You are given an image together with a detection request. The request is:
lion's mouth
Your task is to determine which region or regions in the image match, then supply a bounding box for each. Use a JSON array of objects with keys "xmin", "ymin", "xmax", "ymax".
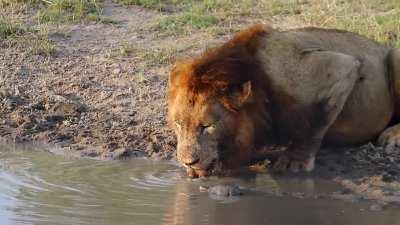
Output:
[{"xmin": 186, "ymin": 159, "xmax": 217, "ymax": 178}]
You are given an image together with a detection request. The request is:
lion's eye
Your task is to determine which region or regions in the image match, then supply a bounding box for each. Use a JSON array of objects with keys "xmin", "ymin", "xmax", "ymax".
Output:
[{"xmin": 200, "ymin": 124, "xmax": 216, "ymax": 135}]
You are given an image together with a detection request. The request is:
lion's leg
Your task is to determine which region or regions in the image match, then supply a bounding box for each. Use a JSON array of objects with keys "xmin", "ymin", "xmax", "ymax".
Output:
[
  {"xmin": 273, "ymin": 51, "xmax": 361, "ymax": 172},
  {"xmin": 378, "ymin": 48, "xmax": 400, "ymax": 146}
]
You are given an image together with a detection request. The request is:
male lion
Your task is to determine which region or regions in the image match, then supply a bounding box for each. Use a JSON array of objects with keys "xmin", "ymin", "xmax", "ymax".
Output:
[{"xmin": 168, "ymin": 25, "xmax": 400, "ymax": 178}]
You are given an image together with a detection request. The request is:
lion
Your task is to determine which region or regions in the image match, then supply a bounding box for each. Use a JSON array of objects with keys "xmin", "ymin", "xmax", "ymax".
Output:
[{"xmin": 167, "ymin": 24, "xmax": 400, "ymax": 178}]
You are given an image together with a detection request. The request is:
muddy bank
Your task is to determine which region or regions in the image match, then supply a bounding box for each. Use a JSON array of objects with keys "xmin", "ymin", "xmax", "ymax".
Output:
[
  {"xmin": 0, "ymin": 3, "xmax": 177, "ymax": 160},
  {"xmin": 0, "ymin": 46, "xmax": 176, "ymax": 160},
  {"xmin": 315, "ymin": 144, "xmax": 400, "ymax": 205}
]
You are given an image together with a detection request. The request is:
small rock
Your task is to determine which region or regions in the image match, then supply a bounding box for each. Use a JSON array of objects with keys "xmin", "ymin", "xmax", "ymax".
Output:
[
  {"xmin": 151, "ymin": 151, "xmax": 168, "ymax": 161},
  {"xmin": 160, "ymin": 4, "xmax": 177, "ymax": 13},
  {"xmin": 49, "ymin": 102, "xmax": 84, "ymax": 117},
  {"xmin": 130, "ymin": 150, "xmax": 145, "ymax": 157},
  {"xmin": 387, "ymin": 169, "xmax": 398, "ymax": 176},
  {"xmin": 113, "ymin": 68, "xmax": 121, "ymax": 75},
  {"xmin": 382, "ymin": 174, "xmax": 395, "ymax": 183},
  {"xmin": 208, "ymin": 184, "xmax": 243, "ymax": 200},
  {"xmin": 146, "ymin": 142, "xmax": 156, "ymax": 154},
  {"xmin": 103, "ymin": 121, "xmax": 112, "ymax": 129},
  {"xmin": 47, "ymin": 91, "xmax": 67, "ymax": 102},
  {"xmin": 385, "ymin": 145, "xmax": 396, "ymax": 154},
  {"xmin": 330, "ymin": 192, "xmax": 359, "ymax": 202},
  {"xmin": 10, "ymin": 110, "xmax": 30, "ymax": 126},
  {"xmin": 0, "ymin": 88, "xmax": 10, "ymax": 97},
  {"xmin": 369, "ymin": 204, "xmax": 383, "ymax": 211},
  {"xmin": 199, "ymin": 186, "xmax": 208, "ymax": 192},
  {"xmin": 19, "ymin": 121, "xmax": 34, "ymax": 130},
  {"xmin": 291, "ymin": 192, "xmax": 306, "ymax": 199},
  {"xmin": 14, "ymin": 86, "xmax": 22, "ymax": 96},
  {"xmin": 103, "ymin": 147, "xmax": 140, "ymax": 159},
  {"xmin": 80, "ymin": 149, "xmax": 100, "ymax": 158}
]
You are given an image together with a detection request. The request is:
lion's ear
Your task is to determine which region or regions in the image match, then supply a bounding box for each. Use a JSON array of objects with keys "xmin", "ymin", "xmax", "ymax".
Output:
[
  {"xmin": 169, "ymin": 59, "xmax": 191, "ymax": 88},
  {"xmin": 224, "ymin": 81, "xmax": 251, "ymax": 110},
  {"xmin": 168, "ymin": 62, "xmax": 181, "ymax": 88},
  {"xmin": 237, "ymin": 81, "xmax": 252, "ymax": 105}
]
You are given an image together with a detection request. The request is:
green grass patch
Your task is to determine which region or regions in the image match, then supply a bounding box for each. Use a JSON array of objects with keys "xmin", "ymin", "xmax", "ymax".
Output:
[
  {"xmin": 260, "ymin": 0, "xmax": 303, "ymax": 16},
  {"xmin": 118, "ymin": 43, "xmax": 136, "ymax": 57},
  {"xmin": 117, "ymin": 0, "xmax": 189, "ymax": 11},
  {"xmin": 105, "ymin": 42, "xmax": 191, "ymax": 68},
  {"xmin": 17, "ymin": 32, "xmax": 57, "ymax": 55},
  {"xmin": 118, "ymin": 0, "xmax": 161, "ymax": 8},
  {"xmin": 1, "ymin": 0, "xmax": 115, "ymax": 24},
  {"xmin": 0, "ymin": 18, "xmax": 26, "ymax": 39},
  {"xmin": 0, "ymin": 17, "xmax": 56, "ymax": 55},
  {"xmin": 86, "ymin": 13, "xmax": 119, "ymax": 24},
  {"xmin": 37, "ymin": 0, "xmax": 103, "ymax": 23},
  {"xmin": 154, "ymin": 12, "xmax": 218, "ymax": 36},
  {"xmin": 146, "ymin": 46, "xmax": 178, "ymax": 65},
  {"xmin": 136, "ymin": 0, "xmax": 399, "ymax": 47},
  {"xmin": 0, "ymin": 0, "xmax": 42, "ymax": 10},
  {"xmin": 147, "ymin": 1, "xmax": 247, "ymax": 37},
  {"xmin": 128, "ymin": 0, "xmax": 266, "ymax": 36}
]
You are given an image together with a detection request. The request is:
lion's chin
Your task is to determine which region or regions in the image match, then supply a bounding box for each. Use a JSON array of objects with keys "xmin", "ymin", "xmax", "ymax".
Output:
[
  {"xmin": 186, "ymin": 162, "xmax": 217, "ymax": 178},
  {"xmin": 186, "ymin": 167, "xmax": 210, "ymax": 178}
]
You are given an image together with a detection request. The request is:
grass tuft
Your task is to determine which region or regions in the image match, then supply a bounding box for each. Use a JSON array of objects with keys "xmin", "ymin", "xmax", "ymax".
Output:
[
  {"xmin": 118, "ymin": 0, "xmax": 159, "ymax": 8},
  {"xmin": 124, "ymin": 0, "xmax": 399, "ymax": 47},
  {"xmin": 155, "ymin": 12, "xmax": 218, "ymax": 36},
  {"xmin": 37, "ymin": 0, "xmax": 102, "ymax": 23},
  {"xmin": 0, "ymin": 17, "xmax": 56, "ymax": 55},
  {"xmin": 299, "ymin": 0, "xmax": 400, "ymax": 48},
  {"xmin": 1, "ymin": 0, "xmax": 115, "ymax": 24},
  {"xmin": 0, "ymin": 19, "xmax": 25, "ymax": 39},
  {"xmin": 118, "ymin": 0, "xmax": 190, "ymax": 11},
  {"xmin": 86, "ymin": 13, "xmax": 119, "ymax": 24},
  {"xmin": 0, "ymin": 0, "xmax": 42, "ymax": 10}
]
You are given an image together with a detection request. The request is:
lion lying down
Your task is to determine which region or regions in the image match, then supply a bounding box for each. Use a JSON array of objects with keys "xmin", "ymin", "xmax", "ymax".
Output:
[{"xmin": 167, "ymin": 25, "xmax": 400, "ymax": 178}]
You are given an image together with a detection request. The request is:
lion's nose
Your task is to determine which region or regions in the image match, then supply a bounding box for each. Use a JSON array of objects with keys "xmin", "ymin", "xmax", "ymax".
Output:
[{"xmin": 183, "ymin": 158, "xmax": 199, "ymax": 166}]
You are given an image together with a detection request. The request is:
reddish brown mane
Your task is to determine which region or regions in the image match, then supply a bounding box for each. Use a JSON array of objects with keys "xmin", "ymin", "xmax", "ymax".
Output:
[
  {"xmin": 169, "ymin": 24, "xmax": 275, "ymax": 136},
  {"xmin": 171, "ymin": 25, "xmax": 272, "ymax": 101}
]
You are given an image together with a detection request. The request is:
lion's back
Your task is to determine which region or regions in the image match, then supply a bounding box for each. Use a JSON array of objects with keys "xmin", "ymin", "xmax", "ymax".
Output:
[
  {"xmin": 288, "ymin": 27, "xmax": 391, "ymax": 59},
  {"xmin": 259, "ymin": 28, "xmax": 393, "ymax": 145},
  {"xmin": 294, "ymin": 28, "xmax": 392, "ymax": 145}
]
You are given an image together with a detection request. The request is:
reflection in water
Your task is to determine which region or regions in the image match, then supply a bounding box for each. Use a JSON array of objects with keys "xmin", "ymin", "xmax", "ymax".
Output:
[
  {"xmin": 0, "ymin": 143, "xmax": 399, "ymax": 225},
  {"xmin": 164, "ymin": 179, "xmax": 400, "ymax": 225}
]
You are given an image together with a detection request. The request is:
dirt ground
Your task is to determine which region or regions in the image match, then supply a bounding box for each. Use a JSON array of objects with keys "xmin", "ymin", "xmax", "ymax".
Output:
[{"xmin": 1, "ymin": 1, "xmax": 399, "ymax": 206}]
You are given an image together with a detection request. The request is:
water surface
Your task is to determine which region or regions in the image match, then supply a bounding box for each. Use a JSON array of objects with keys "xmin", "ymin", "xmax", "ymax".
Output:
[{"xmin": 0, "ymin": 144, "xmax": 399, "ymax": 225}]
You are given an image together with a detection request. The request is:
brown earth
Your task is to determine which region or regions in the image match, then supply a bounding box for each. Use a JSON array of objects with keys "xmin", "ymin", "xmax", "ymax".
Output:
[{"xmin": 0, "ymin": 1, "xmax": 399, "ymax": 206}]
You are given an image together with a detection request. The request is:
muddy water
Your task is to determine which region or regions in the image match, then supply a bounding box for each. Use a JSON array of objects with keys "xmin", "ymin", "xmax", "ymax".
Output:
[{"xmin": 0, "ymin": 144, "xmax": 399, "ymax": 225}]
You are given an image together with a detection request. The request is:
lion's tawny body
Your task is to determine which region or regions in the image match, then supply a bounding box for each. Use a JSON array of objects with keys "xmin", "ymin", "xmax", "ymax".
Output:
[
  {"xmin": 260, "ymin": 28, "xmax": 393, "ymax": 145},
  {"xmin": 168, "ymin": 25, "xmax": 400, "ymax": 177}
]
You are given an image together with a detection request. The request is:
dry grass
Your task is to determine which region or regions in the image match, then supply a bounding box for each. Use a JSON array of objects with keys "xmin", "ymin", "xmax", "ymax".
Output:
[
  {"xmin": 0, "ymin": 18, "xmax": 25, "ymax": 39},
  {"xmin": 105, "ymin": 42, "xmax": 186, "ymax": 67},
  {"xmin": 299, "ymin": 0, "xmax": 400, "ymax": 48},
  {"xmin": 0, "ymin": 0, "xmax": 118, "ymax": 56},
  {"xmin": 122, "ymin": 0, "xmax": 400, "ymax": 47},
  {"xmin": 1, "ymin": 0, "xmax": 399, "ymax": 58},
  {"xmin": 37, "ymin": 0, "xmax": 103, "ymax": 23},
  {"xmin": 0, "ymin": 17, "xmax": 56, "ymax": 55},
  {"xmin": 0, "ymin": 0, "xmax": 117, "ymax": 24}
]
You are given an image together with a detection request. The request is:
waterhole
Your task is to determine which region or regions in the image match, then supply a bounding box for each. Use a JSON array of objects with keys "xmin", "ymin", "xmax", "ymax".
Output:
[{"xmin": 0, "ymin": 143, "xmax": 399, "ymax": 225}]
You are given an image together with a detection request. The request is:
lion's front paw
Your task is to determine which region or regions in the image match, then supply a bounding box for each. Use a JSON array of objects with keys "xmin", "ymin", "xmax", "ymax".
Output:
[
  {"xmin": 272, "ymin": 154, "xmax": 315, "ymax": 173},
  {"xmin": 378, "ymin": 125, "xmax": 400, "ymax": 147}
]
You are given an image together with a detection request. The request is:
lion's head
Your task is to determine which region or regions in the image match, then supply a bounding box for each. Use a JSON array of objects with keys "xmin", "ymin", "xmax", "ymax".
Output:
[{"xmin": 168, "ymin": 25, "xmax": 274, "ymax": 178}]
